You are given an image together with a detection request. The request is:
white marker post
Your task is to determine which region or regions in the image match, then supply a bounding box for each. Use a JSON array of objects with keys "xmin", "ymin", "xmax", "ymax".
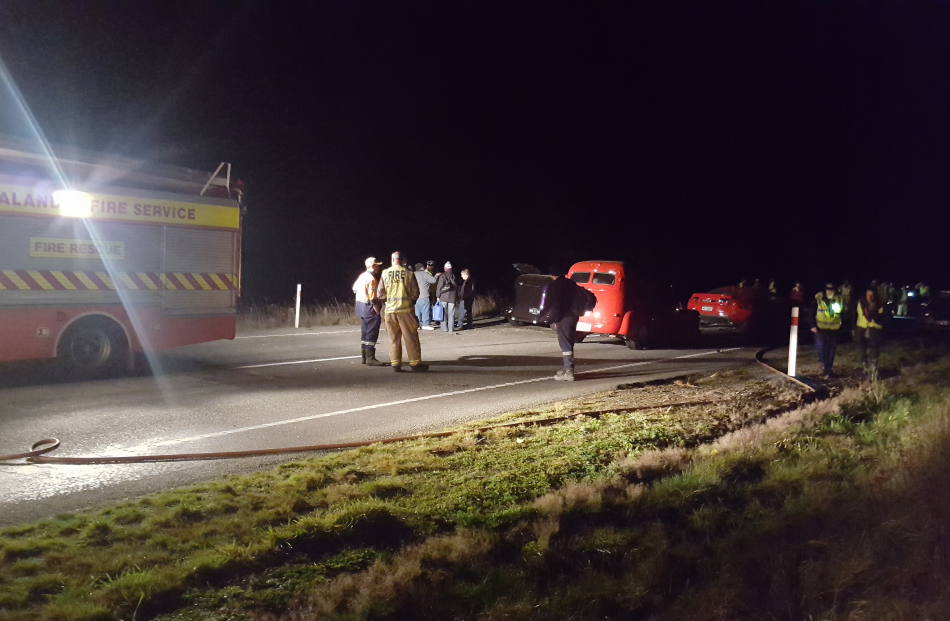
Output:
[
  {"xmin": 294, "ymin": 284, "xmax": 302, "ymax": 329},
  {"xmin": 788, "ymin": 306, "xmax": 799, "ymax": 377}
]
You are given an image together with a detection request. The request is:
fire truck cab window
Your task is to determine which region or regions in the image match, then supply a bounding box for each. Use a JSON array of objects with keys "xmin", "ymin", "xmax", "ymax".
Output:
[
  {"xmin": 592, "ymin": 272, "xmax": 615, "ymax": 285},
  {"xmin": 570, "ymin": 272, "xmax": 591, "ymax": 283}
]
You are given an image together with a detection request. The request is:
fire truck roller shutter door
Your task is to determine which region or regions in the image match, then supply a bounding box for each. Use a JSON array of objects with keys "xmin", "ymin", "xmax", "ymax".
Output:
[
  {"xmin": 0, "ymin": 214, "xmax": 163, "ymax": 308},
  {"xmin": 162, "ymin": 227, "xmax": 237, "ymax": 315}
]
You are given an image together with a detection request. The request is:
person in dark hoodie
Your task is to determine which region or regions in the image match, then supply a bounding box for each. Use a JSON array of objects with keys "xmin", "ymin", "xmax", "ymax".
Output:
[
  {"xmin": 538, "ymin": 265, "xmax": 597, "ymax": 381},
  {"xmin": 435, "ymin": 262, "xmax": 459, "ymax": 333},
  {"xmin": 457, "ymin": 269, "xmax": 476, "ymax": 330}
]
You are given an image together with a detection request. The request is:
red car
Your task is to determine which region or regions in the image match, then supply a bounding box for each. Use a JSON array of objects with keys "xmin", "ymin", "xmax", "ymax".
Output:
[
  {"xmin": 569, "ymin": 261, "xmax": 699, "ymax": 349},
  {"xmin": 688, "ymin": 286, "xmax": 780, "ymax": 334}
]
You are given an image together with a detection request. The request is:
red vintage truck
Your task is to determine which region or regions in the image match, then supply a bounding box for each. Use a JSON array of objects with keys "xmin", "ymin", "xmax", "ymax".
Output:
[
  {"xmin": 506, "ymin": 260, "xmax": 699, "ymax": 349},
  {"xmin": 0, "ymin": 135, "xmax": 244, "ymax": 374}
]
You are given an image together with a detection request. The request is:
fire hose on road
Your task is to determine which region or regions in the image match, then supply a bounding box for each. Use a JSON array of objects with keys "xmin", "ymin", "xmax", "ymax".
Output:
[
  {"xmin": 0, "ymin": 399, "xmax": 726, "ymax": 466},
  {"xmin": 0, "ymin": 349, "xmax": 813, "ymax": 467}
]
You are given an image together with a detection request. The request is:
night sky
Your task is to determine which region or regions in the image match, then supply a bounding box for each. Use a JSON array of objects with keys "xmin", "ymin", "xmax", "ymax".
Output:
[{"xmin": 1, "ymin": 2, "xmax": 948, "ymax": 304}]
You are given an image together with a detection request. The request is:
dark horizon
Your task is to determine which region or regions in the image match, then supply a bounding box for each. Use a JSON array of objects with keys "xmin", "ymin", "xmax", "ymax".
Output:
[{"xmin": 1, "ymin": 2, "xmax": 947, "ymax": 304}]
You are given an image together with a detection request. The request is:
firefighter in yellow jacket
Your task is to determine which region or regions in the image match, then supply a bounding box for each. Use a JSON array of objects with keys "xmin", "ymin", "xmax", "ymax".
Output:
[{"xmin": 377, "ymin": 251, "xmax": 429, "ymax": 372}]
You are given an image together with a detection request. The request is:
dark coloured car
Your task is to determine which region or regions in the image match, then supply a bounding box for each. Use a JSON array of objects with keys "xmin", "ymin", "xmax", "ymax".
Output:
[
  {"xmin": 505, "ymin": 264, "xmax": 554, "ymax": 326},
  {"xmin": 919, "ymin": 292, "xmax": 950, "ymax": 337}
]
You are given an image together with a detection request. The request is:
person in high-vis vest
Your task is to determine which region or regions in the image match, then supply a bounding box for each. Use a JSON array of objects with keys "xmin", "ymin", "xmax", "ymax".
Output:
[
  {"xmin": 809, "ymin": 282, "xmax": 843, "ymax": 378},
  {"xmin": 377, "ymin": 251, "xmax": 428, "ymax": 372},
  {"xmin": 855, "ymin": 286, "xmax": 885, "ymax": 372},
  {"xmin": 352, "ymin": 257, "xmax": 386, "ymax": 367}
]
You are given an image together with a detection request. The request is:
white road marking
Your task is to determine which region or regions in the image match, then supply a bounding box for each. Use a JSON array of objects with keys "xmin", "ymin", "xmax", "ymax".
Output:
[
  {"xmin": 234, "ymin": 330, "xmax": 359, "ymax": 339},
  {"xmin": 236, "ymin": 355, "xmax": 361, "ymax": 369},
  {"xmin": 147, "ymin": 349, "xmax": 739, "ymax": 448},
  {"xmin": 591, "ymin": 347, "xmax": 741, "ymax": 373}
]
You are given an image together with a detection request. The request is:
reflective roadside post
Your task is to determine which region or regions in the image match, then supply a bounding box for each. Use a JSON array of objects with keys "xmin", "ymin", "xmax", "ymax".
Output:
[
  {"xmin": 295, "ymin": 284, "xmax": 302, "ymax": 329},
  {"xmin": 788, "ymin": 306, "xmax": 799, "ymax": 376}
]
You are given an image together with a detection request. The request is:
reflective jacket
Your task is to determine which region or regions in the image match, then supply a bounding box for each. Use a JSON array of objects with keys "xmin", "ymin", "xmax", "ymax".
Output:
[
  {"xmin": 856, "ymin": 299, "xmax": 884, "ymax": 329},
  {"xmin": 812, "ymin": 293, "xmax": 843, "ymax": 331},
  {"xmin": 377, "ymin": 264, "xmax": 419, "ymax": 314}
]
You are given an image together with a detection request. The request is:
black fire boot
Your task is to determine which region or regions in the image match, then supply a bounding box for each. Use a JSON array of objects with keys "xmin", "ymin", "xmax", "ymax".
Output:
[
  {"xmin": 361, "ymin": 349, "xmax": 367, "ymax": 365},
  {"xmin": 365, "ymin": 348, "xmax": 386, "ymax": 367}
]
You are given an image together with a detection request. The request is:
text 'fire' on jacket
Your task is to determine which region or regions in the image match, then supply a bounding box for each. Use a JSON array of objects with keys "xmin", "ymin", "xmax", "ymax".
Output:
[{"xmin": 377, "ymin": 264, "xmax": 419, "ymax": 314}]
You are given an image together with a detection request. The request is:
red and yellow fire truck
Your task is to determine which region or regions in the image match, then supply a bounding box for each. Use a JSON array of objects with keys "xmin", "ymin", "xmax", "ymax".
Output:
[{"xmin": 0, "ymin": 135, "xmax": 244, "ymax": 374}]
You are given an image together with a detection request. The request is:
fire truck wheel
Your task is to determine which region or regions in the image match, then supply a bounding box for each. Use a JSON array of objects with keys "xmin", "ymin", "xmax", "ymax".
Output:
[
  {"xmin": 58, "ymin": 317, "xmax": 129, "ymax": 376},
  {"xmin": 573, "ymin": 332, "xmax": 587, "ymax": 343}
]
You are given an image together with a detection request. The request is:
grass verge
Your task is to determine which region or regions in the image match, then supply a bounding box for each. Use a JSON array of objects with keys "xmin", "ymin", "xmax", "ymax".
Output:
[{"xmin": 2, "ymin": 342, "xmax": 949, "ymax": 620}]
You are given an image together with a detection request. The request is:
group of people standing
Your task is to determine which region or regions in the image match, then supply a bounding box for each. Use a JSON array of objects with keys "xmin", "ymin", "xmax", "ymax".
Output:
[
  {"xmin": 739, "ymin": 277, "xmax": 906, "ymax": 379},
  {"xmin": 808, "ymin": 281, "xmax": 888, "ymax": 379},
  {"xmin": 351, "ymin": 253, "xmax": 476, "ymax": 373},
  {"xmin": 352, "ymin": 255, "xmax": 595, "ymax": 380},
  {"xmin": 411, "ymin": 261, "xmax": 475, "ymax": 333}
]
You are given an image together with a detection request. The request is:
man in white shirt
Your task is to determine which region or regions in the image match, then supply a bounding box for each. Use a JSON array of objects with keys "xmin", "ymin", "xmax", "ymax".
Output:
[{"xmin": 352, "ymin": 257, "xmax": 386, "ymax": 366}]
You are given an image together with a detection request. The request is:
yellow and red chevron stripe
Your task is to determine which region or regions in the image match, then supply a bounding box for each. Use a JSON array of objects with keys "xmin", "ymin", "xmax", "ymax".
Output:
[{"xmin": 0, "ymin": 270, "xmax": 236, "ymax": 291}]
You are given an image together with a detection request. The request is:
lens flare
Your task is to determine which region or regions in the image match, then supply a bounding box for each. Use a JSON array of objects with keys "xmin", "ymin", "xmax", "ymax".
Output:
[{"xmin": 53, "ymin": 190, "xmax": 92, "ymax": 218}]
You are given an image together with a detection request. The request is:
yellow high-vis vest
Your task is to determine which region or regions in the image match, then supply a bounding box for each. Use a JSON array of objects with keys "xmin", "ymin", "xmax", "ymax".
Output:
[
  {"xmin": 855, "ymin": 300, "xmax": 883, "ymax": 329},
  {"xmin": 815, "ymin": 293, "xmax": 843, "ymax": 331}
]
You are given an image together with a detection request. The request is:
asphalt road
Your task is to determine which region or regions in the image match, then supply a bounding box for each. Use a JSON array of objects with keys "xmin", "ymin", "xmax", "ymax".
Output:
[{"xmin": 0, "ymin": 320, "xmax": 751, "ymax": 526}]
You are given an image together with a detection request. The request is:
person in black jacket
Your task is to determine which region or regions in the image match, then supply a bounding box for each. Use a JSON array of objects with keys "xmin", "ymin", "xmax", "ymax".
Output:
[
  {"xmin": 435, "ymin": 262, "xmax": 459, "ymax": 333},
  {"xmin": 538, "ymin": 265, "xmax": 596, "ymax": 381},
  {"xmin": 457, "ymin": 269, "xmax": 476, "ymax": 330}
]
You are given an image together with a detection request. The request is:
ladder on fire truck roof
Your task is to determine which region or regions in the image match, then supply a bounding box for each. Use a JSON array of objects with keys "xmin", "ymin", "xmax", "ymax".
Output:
[{"xmin": 0, "ymin": 133, "xmax": 232, "ymax": 197}]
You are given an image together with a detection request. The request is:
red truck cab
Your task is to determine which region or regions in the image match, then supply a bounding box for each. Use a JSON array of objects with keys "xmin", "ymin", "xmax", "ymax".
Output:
[
  {"xmin": 568, "ymin": 261, "xmax": 699, "ymax": 349},
  {"xmin": 569, "ymin": 260, "xmax": 626, "ymax": 336}
]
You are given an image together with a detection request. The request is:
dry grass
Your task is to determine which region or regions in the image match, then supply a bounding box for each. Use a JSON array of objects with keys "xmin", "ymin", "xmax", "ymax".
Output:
[
  {"xmin": 237, "ymin": 300, "xmax": 360, "ymax": 330},
  {"xmin": 236, "ymin": 293, "xmax": 504, "ymax": 331}
]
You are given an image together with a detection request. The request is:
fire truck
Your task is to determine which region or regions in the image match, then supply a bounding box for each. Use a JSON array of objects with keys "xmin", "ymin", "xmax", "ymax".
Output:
[{"xmin": 0, "ymin": 135, "xmax": 244, "ymax": 374}]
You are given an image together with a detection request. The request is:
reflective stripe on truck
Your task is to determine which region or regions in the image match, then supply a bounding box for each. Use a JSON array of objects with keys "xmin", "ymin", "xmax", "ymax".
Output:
[{"xmin": 0, "ymin": 270, "xmax": 236, "ymax": 291}]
